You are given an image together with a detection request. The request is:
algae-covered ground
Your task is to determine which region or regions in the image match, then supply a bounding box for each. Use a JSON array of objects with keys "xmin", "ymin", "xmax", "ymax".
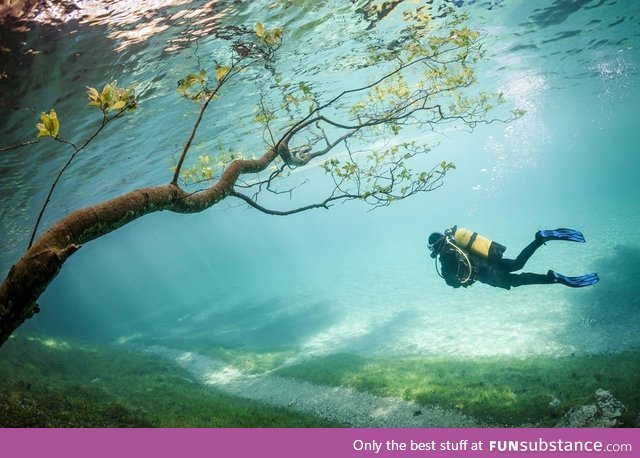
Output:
[
  {"xmin": 0, "ymin": 335, "xmax": 337, "ymax": 427},
  {"xmin": 274, "ymin": 352, "xmax": 640, "ymax": 427},
  {"xmin": 1, "ymin": 334, "xmax": 638, "ymax": 427}
]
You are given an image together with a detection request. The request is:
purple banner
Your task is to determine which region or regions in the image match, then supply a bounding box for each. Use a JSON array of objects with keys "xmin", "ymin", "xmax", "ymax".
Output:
[{"xmin": 1, "ymin": 428, "xmax": 637, "ymax": 458}]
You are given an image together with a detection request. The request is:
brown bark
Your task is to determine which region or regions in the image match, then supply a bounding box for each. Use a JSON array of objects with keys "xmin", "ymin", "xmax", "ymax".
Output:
[{"xmin": 0, "ymin": 148, "xmax": 277, "ymax": 347}]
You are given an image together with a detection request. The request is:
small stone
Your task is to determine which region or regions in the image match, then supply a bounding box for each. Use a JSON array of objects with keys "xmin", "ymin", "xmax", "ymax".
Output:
[{"xmin": 555, "ymin": 389, "xmax": 625, "ymax": 428}]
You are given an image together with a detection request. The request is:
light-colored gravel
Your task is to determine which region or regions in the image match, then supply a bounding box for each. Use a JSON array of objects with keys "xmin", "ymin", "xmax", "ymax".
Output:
[{"xmin": 144, "ymin": 345, "xmax": 479, "ymax": 427}]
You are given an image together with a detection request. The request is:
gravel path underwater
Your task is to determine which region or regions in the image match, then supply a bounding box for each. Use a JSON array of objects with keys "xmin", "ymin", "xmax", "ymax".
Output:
[{"xmin": 143, "ymin": 345, "xmax": 479, "ymax": 428}]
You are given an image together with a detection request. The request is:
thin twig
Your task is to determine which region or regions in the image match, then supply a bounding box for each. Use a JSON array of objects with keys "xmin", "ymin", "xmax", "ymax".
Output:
[
  {"xmin": 0, "ymin": 141, "xmax": 39, "ymax": 152},
  {"xmin": 28, "ymin": 113, "xmax": 121, "ymax": 249},
  {"xmin": 171, "ymin": 42, "xmax": 272, "ymax": 184},
  {"xmin": 230, "ymin": 189, "xmax": 357, "ymax": 216}
]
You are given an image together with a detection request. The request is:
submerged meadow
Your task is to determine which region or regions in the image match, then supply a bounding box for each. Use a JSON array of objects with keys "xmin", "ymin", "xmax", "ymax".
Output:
[{"xmin": 1, "ymin": 0, "xmax": 639, "ymax": 427}]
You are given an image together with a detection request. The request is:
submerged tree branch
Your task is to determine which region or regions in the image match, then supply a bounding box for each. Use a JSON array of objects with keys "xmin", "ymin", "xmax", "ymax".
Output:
[
  {"xmin": 0, "ymin": 145, "xmax": 280, "ymax": 347},
  {"xmin": 229, "ymin": 189, "xmax": 353, "ymax": 215},
  {"xmin": 0, "ymin": 12, "xmax": 521, "ymax": 347},
  {"xmin": 172, "ymin": 39, "xmax": 282, "ymax": 184},
  {"xmin": 0, "ymin": 141, "xmax": 39, "ymax": 152},
  {"xmin": 171, "ymin": 64, "xmax": 237, "ymax": 184}
]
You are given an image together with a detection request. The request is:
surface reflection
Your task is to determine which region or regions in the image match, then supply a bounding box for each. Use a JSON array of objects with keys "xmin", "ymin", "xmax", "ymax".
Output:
[{"xmin": 1, "ymin": 0, "xmax": 239, "ymax": 54}]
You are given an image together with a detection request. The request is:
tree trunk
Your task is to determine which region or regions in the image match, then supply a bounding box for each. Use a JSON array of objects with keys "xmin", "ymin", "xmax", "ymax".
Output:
[{"xmin": 0, "ymin": 149, "xmax": 277, "ymax": 347}]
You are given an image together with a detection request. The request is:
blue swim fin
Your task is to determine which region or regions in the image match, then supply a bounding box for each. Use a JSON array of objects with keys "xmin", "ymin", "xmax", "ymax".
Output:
[
  {"xmin": 537, "ymin": 228, "xmax": 586, "ymax": 243},
  {"xmin": 548, "ymin": 270, "xmax": 599, "ymax": 288}
]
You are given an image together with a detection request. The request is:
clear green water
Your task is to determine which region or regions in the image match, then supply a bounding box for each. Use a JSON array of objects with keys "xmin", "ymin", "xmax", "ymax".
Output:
[{"xmin": 0, "ymin": 0, "xmax": 639, "ymax": 427}]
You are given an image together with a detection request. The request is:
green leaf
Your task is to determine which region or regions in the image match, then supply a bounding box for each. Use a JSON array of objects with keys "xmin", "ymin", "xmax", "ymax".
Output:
[
  {"xmin": 101, "ymin": 83, "xmax": 114, "ymax": 104},
  {"xmin": 40, "ymin": 111, "xmax": 52, "ymax": 132},
  {"xmin": 256, "ymin": 22, "xmax": 264, "ymax": 38},
  {"xmin": 112, "ymin": 100, "xmax": 127, "ymax": 111},
  {"xmin": 114, "ymin": 100, "xmax": 128, "ymax": 110},
  {"xmin": 216, "ymin": 66, "xmax": 230, "ymax": 82},
  {"xmin": 36, "ymin": 122, "xmax": 49, "ymax": 138},
  {"xmin": 48, "ymin": 109, "xmax": 59, "ymax": 137},
  {"xmin": 87, "ymin": 86, "xmax": 100, "ymax": 106},
  {"xmin": 37, "ymin": 109, "xmax": 59, "ymax": 138}
]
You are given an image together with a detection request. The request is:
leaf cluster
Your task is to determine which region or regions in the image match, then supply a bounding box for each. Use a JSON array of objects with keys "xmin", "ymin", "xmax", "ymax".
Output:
[
  {"xmin": 177, "ymin": 69, "xmax": 211, "ymax": 102},
  {"xmin": 181, "ymin": 154, "xmax": 216, "ymax": 184},
  {"xmin": 255, "ymin": 22, "xmax": 283, "ymax": 47},
  {"xmin": 35, "ymin": 109, "xmax": 60, "ymax": 138},
  {"xmin": 177, "ymin": 66, "xmax": 232, "ymax": 103},
  {"xmin": 320, "ymin": 140, "xmax": 453, "ymax": 207},
  {"xmin": 179, "ymin": 148, "xmax": 251, "ymax": 186},
  {"xmin": 87, "ymin": 81, "xmax": 137, "ymax": 115}
]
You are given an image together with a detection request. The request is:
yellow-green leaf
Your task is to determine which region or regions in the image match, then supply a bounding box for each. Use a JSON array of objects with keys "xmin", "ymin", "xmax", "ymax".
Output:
[
  {"xmin": 101, "ymin": 83, "xmax": 114, "ymax": 103},
  {"xmin": 87, "ymin": 86, "xmax": 99, "ymax": 101},
  {"xmin": 36, "ymin": 122, "xmax": 50, "ymax": 138},
  {"xmin": 256, "ymin": 22, "xmax": 264, "ymax": 38},
  {"xmin": 40, "ymin": 111, "xmax": 51, "ymax": 130},
  {"xmin": 112, "ymin": 100, "xmax": 127, "ymax": 111},
  {"xmin": 216, "ymin": 65, "xmax": 230, "ymax": 82},
  {"xmin": 49, "ymin": 109, "xmax": 59, "ymax": 137},
  {"xmin": 39, "ymin": 109, "xmax": 59, "ymax": 137}
]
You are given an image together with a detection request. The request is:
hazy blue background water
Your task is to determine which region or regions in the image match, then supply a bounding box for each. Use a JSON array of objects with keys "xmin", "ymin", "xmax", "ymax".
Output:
[{"xmin": 1, "ymin": 0, "xmax": 639, "ymax": 361}]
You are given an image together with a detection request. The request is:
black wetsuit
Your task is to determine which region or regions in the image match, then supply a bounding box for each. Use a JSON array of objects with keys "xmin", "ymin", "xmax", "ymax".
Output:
[{"xmin": 438, "ymin": 238, "xmax": 554, "ymax": 290}]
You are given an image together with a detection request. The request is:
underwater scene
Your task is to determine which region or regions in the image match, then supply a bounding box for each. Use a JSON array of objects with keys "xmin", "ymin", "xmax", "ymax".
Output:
[{"xmin": 0, "ymin": 0, "xmax": 639, "ymax": 428}]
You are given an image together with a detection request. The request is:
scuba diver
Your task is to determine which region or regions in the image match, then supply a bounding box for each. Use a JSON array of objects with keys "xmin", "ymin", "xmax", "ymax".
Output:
[{"xmin": 428, "ymin": 226, "xmax": 599, "ymax": 289}]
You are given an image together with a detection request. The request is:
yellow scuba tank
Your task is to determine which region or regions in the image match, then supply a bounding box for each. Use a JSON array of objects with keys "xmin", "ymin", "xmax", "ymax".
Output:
[{"xmin": 452, "ymin": 227, "xmax": 506, "ymax": 261}]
